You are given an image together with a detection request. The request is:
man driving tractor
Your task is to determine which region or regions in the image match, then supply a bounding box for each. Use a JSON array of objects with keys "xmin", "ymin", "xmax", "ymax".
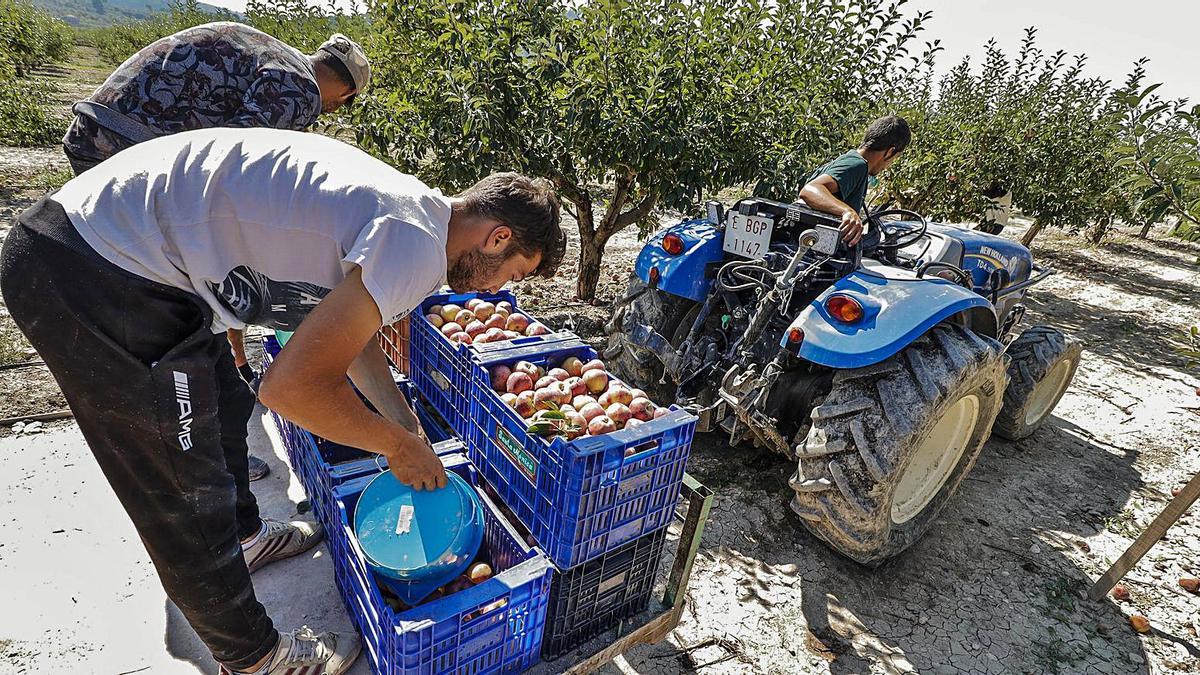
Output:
[{"xmin": 799, "ymin": 115, "xmax": 911, "ymax": 245}]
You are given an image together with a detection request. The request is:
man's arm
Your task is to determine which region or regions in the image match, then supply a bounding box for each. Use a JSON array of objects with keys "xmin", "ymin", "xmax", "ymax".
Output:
[
  {"xmin": 346, "ymin": 337, "xmax": 426, "ymax": 439},
  {"xmin": 800, "ymin": 174, "xmax": 864, "ymax": 245},
  {"xmin": 258, "ymin": 267, "xmax": 446, "ymax": 490}
]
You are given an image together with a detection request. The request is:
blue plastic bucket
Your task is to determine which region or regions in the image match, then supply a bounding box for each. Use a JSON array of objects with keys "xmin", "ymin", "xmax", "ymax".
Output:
[{"xmin": 353, "ymin": 470, "xmax": 484, "ymax": 605}]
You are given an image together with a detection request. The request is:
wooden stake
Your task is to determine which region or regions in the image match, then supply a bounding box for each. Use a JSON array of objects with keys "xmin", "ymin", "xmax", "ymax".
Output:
[{"xmin": 1088, "ymin": 470, "xmax": 1200, "ymax": 601}]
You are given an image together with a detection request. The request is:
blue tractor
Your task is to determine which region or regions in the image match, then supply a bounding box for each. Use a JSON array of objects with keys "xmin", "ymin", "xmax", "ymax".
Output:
[{"xmin": 605, "ymin": 198, "xmax": 1082, "ymax": 565}]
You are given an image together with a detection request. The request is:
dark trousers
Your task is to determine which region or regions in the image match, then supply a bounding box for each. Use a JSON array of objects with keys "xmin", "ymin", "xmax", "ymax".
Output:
[{"xmin": 0, "ymin": 197, "xmax": 277, "ymax": 670}]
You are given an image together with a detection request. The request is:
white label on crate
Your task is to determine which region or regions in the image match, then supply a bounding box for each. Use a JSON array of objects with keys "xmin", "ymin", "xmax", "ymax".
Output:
[{"xmin": 395, "ymin": 504, "xmax": 415, "ymax": 535}]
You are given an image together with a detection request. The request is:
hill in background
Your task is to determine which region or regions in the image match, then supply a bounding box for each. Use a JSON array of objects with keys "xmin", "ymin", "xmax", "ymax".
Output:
[{"xmin": 33, "ymin": 0, "xmax": 229, "ymax": 27}]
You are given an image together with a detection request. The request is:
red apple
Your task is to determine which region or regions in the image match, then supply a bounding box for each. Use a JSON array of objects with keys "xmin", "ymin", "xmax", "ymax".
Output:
[
  {"xmin": 497, "ymin": 301, "xmax": 513, "ymax": 313},
  {"xmin": 533, "ymin": 388, "xmax": 559, "ymax": 409},
  {"xmin": 506, "ymin": 314, "xmax": 531, "ymax": 333},
  {"xmin": 484, "ymin": 313, "xmax": 507, "ymax": 330},
  {"xmin": 495, "ymin": 307, "xmax": 511, "ymax": 320},
  {"xmin": 450, "ymin": 331, "xmax": 472, "ymax": 344},
  {"xmin": 466, "ymin": 298, "xmax": 484, "ymax": 311},
  {"xmin": 565, "ymin": 377, "xmax": 587, "ymax": 397},
  {"xmin": 507, "ymin": 371, "xmax": 533, "ymax": 395},
  {"xmin": 630, "ymin": 388, "xmax": 648, "ymax": 400},
  {"xmin": 500, "ymin": 392, "xmax": 517, "ymax": 407},
  {"xmin": 514, "ymin": 361, "xmax": 539, "ymax": 377},
  {"xmin": 441, "ymin": 322, "xmax": 463, "ymax": 337},
  {"xmin": 464, "ymin": 320, "xmax": 486, "ymax": 337},
  {"xmin": 548, "ymin": 368, "xmax": 570, "ymax": 381},
  {"xmin": 525, "ymin": 322, "xmax": 549, "ymax": 336},
  {"xmin": 608, "ymin": 385, "xmax": 633, "ymax": 406},
  {"xmin": 566, "ymin": 413, "xmax": 588, "ymax": 439},
  {"xmin": 481, "ymin": 327, "xmax": 506, "ymax": 343},
  {"xmin": 429, "ymin": 304, "xmax": 444, "ymax": 318},
  {"xmin": 440, "ymin": 304, "xmax": 463, "ymax": 323},
  {"xmin": 629, "ymin": 397, "xmax": 656, "ymax": 421},
  {"xmin": 535, "ymin": 375, "xmax": 557, "ymax": 390},
  {"xmin": 572, "ymin": 394, "xmax": 597, "ymax": 409},
  {"xmin": 490, "ymin": 365, "xmax": 513, "ymax": 391},
  {"xmin": 553, "ymin": 382, "xmax": 573, "ymax": 405},
  {"xmin": 579, "ymin": 402, "xmax": 606, "ymax": 422},
  {"xmin": 426, "ymin": 313, "xmax": 445, "ymax": 329},
  {"xmin": 653, "ymin": 406, "xmax": 671, "ymax": 419},
  {"xmin": 582, "ymin": 369, "xmax": 608, "ymax": 394},
  {"xmin": 454, "ymin": 309, "xmax": 475, "ymax": 326},
  {"xmin": 562, "ymin": 357, "xmax": 583, "ymax": 377},
  {"xmin": 625, "ymin": 418, "xmax": 644, "ymax": 430},
  {"xmin": 606, "ymin": 402, "xmax": 632, "ymax": 426},
  {"xmin": 474, "ymin": 302, "xmax": 496, "ymax": 320},
  {"xmin": 504, "ymin": 331, "xmax": 521, "ymax": 339},
  {"xmin": 513, "ymin": 392, "xmax": 535, "ymax": 418},
  {"xmin": 598, "ymin": 391, "xmax": 613, "ymax": 407},
  {"xmin": 588, "ymin": 416, "xmax": 617, "ymax": 435},
  {"xmin": 580, "ymin": 359, "xmax": 606, "ymax": 374},
  {"xmin": 559, "ymin": 404, "xmax": 576, "ymax": 415}
]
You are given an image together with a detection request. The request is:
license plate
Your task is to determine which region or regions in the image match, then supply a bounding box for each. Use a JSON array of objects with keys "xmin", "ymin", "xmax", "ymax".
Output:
[{"xmin": 723, "ymin": 213, "xmax": 773, "ymax": 259}]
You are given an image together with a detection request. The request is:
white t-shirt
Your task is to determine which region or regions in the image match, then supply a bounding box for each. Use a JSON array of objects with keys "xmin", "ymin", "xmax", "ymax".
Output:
[{"xmin": 54, "ymin": 128, "xmax": 450, "ymax": 333}]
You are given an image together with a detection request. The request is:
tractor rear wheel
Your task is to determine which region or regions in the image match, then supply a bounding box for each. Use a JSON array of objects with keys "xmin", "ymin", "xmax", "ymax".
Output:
[
  {"xmin": 992, "ymin": 326, "xmax": 1082, "ymax": 440},
  {"xmin": 790, "ymin": 324, "xmax": 1008, "ymax": 566},
  {"xmin": 604, "ymin": 276, "xmax": 699, "ymax": 400}
]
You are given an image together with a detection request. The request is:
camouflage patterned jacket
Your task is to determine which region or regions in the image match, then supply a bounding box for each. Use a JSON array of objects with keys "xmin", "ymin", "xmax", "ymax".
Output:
[{"xmin": 62, "ymin": 22, "xmax": 322, "ymax": 163}]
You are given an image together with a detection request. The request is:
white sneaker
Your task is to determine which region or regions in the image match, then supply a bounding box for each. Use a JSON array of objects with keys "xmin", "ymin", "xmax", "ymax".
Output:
[
  {"xmin": 242, "ymin": 518, "xmax": 323, "ymax": 573},
  {"xmin": 219, "ymin": 626, "xmax": 361, "ymax": 675}
]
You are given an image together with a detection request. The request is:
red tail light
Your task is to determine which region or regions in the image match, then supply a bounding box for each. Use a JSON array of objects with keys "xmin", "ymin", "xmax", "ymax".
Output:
[
  {"xmin": 662, "ymin": 234, "xmax": 685, "ymax": 255},
  {"xmin": 825, "ymin": 295, "xmax": 864, "ymax": 323},
  {"xmin": 787, "ymin": 327, "xmax": 805, "ymax": 344}
]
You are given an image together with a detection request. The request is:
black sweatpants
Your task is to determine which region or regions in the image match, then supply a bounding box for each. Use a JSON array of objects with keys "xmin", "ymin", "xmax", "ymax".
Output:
[{"xmin": 0, "ymin": 197, "xmax": 277, "ymax": 670}]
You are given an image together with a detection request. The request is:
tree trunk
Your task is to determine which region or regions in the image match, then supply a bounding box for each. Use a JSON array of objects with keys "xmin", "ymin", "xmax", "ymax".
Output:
[
  {"xmin": 576, "ymin": 233, "xmax": 608, "ymax": 301},
  {"xmin": 1086, "ymin": 217, "xmax": 1109, "ymax": 245},
  {"xmin": 1020, "ymin": 219, "xmax": 1045, "ymax": 248},
  {"xmin": 1138, "ymin": 220, "xmax": 1153, "ymax": 239}
]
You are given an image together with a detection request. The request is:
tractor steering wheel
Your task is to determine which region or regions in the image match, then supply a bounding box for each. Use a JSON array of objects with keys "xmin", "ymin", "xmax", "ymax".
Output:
[{"xmin": 868, "ymin": 209, "xmax": 928, "ymax": 250}]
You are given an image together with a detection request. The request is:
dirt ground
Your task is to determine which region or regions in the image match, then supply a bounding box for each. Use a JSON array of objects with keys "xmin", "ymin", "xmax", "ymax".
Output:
[{"xmin": 2, "ymin": 47, "xmax": 1199, "ymax": 675}]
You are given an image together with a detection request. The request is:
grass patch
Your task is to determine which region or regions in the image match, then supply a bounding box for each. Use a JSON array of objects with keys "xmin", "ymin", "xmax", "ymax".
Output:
[{"xmin": 0, "ymin": 319, "xmax": 33, "ymax": 366}]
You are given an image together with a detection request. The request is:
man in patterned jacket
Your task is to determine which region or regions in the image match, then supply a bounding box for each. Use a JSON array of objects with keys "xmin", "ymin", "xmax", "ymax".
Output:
[
  {"xmin": 61, "ymin": 21, "xmax": 371, "ymax": 482},
  {"xmin": 62, "ymin": 21, "xmax": 369, "ymax": 175}
]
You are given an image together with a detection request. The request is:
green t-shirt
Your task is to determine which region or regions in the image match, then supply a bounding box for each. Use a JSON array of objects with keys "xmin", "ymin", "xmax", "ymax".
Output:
[{"xmin": 809, "ymin": 150, "xmax": 869, "ymax": 214}]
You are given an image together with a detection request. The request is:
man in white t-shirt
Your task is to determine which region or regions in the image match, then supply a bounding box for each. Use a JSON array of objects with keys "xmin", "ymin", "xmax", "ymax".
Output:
[{"xmin": 0, "ymin": 128, "xmax": 564, "ymax": 675}]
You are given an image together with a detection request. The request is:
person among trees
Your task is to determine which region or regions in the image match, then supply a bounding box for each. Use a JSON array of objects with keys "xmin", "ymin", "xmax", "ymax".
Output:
[
  {"xmin": 800, "ymin": 115, "xmax": 912, "ymax": 244},
  {"xmin": 60, "ymin": 20, "xmax": 371, "ymax": 480},
  {"xmin": 2, "ymin": 127, "xmax": 566, "ymax": 675}
]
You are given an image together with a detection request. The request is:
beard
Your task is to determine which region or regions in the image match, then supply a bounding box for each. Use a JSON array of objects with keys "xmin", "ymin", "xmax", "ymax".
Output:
[{"xmin": 446, "ymin": 248, "xmax": 509, "ymax": 292}]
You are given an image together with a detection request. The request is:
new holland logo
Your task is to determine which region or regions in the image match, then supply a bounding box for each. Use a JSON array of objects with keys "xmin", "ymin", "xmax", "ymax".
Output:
[{"xmin": 173, "ymin": 371, "xmax": 193, "ymax": 451}]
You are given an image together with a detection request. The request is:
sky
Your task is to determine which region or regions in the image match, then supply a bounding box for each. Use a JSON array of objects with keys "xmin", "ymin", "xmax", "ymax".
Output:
[
  {"xmin": 906, "ymin": 0, "xmax": 1198, "ymax": 103},
  {"xmin": 201, "ymin": 0, "xmax": 1198, "ymax": 103}
]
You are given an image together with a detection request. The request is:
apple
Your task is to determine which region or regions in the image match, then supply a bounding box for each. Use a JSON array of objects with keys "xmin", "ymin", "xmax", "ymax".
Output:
[
  {"xmin": 513, "ymin": 392, "xmax": 535, "ymax": 418},
  {"xmin": 582, "ymin": 369, "xmax": 609, "ymax": 394},
  {"xmin": 572, "ymin": 394, "xmax": 597, "ymax": 409},
  {"xmin": 450, "ymin": 331, "xmax": 472, "ymax": 344},
  {"xmin": 608, "ymin": 385, "xmax": 633, "ymax": 406},
  {"xmin": 579, "ymin": 402, "xmax": 606, "ymax": 422},
  {"xmin": 598, "ymin": 391, "xmax": 613, "ymax": 407},
  {"xmin": 454, "ymin": 309, "xmax": 475, "ymax": 326},
  {"xmin": 429, "ymin": 304, "xmax": 444, "ymax": 318},
  {"xmin": 474, "ymin": 302, "xmax": 495, "ymax": 320},
  {"xmin": 580, "ymin": 359, "xmax": 606, "ymax": 374},
  {"xmin": 548, "ymin": 368, "xmax": 570, "ymax": 381},
  {"xmin": 467, "ymin": 562, "xmax": 493, "ymax": 584},
  {"xmin": 533, "ymin": 388, "xmax": 559, "ymax": 409},
  {"xmin": 525, "ymin": 322, "xmax": 549, "ymax": 336},
  {"xmin": 606, "ymin": 402, "xmax": 632, "ymax": 426},
  {"xmin": 440, "ymin": 304, "xmax": 463, "ymax": 323},
  {"xmin": 588, "ymin": 416, "xmax": 617, "ymax": 435},
  {"xmin": 553, "ymin": 382, "xmax": 573, "ymax": 404},
  {"xmin": 481, "ymin": 327, "xmax": 506, "ymax": 343},
  {"xmin": 484, "ymin": 314, "xmax": 507, "ymax": 330},
  {"xmin": 565, "ymin": 377, "xmax": 586, "ymax": 397},
  {"xmin": 490, "ymin": 365, "xmax": 513, "ymax": 391},
  {"xmin": 562, "ymin": 356, "xmax": 583, "ymax": 377},
  {"xmin": 426, "ymin": 313, "xmax": 445, "ymax": 329},
  {"xmin": 630, "ymin": 388, "xmax": 648, "ymax": 400},
  {"xmin": 504, "ymin": 330, "xmax": 521, "ymax": 339},
  {"xmin": 653, "ymin": 406, "xmax": 671, "ymax": 419},
  {"xmin": 629, "ymin": 397, "xmax": 656, "ymax": 421},
  {"xmin": 559, "ymin": 404, "xmax": 576, "ymax": 415},
  {"xmin": 495, "ymin": 307, "xmax": 511, "ymax": 320},
  {"xmin": 497, "ymin": 301, "xmax": 513, "ymax": 314},
  {"xmin": 624, "ymin": 418, "xmax": 644, "ymax": 430},
  {"xmin": 514, "ymin": 361, "xmax": 539, "ymax": 377},
  {"xmin": 506, "ymin": 371, "xmax": 533, "ymax": 394},
  {"xmin": 465, "ymin": 298, "xmax": 484, "ymax": 311},
  {"xmin": 441, "ymin": 322, "xmax": 463, "ymax": 337},
  {"xmin": 506, "ymin": 314, "xmax": 530, "ymax": 333},
  {"xmin": 500, "ymin": 392, "xmax": 518, "ymax": 407},
  {"xmin": 464, "ymin": 320, "xmax": 486, "ymax": 337},
  {"xmin": 535, "ymin": 375, "xmax": 557, "ymax": 390},
  {"xmin": 566, "ymin": 413, "xmax": 588, "ymax": 439}
]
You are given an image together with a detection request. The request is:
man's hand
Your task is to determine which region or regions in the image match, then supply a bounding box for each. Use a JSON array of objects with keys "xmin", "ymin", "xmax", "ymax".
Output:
[
  {"xmin": 839, "ymin": 209, "xmax": 864, "ymax": 245},
  {"xmin": 385, "ymin": 430, "xmax": 447, "ymax": 491}
]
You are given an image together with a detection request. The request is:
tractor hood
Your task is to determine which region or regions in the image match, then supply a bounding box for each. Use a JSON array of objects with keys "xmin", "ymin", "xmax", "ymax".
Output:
[{"xmin": 926, "ymin": 223, "xmax": 1033, "ymax": 292}]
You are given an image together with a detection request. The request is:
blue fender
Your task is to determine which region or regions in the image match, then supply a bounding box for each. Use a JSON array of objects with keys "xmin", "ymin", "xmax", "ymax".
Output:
[
  {"xmin": 635, "ymin": 220, "xmax": 723, "ymax": 302},
  {"xmin": 785, "ymin": 269, "xmax": 997, "ymax": 369}
]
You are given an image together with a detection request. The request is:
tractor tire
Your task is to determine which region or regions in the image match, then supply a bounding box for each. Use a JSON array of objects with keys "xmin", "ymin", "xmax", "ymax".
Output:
[
  {"xmin": 992, "ymin": 326, "xmax": 1082, "ymax": 440},
  {"xmin": 789, "ymin": 324, "xmax": 1008, "ymax": 566},
  {"xmin": 605, "ymin": 276, "xmax": 699, "ymax": 400}
]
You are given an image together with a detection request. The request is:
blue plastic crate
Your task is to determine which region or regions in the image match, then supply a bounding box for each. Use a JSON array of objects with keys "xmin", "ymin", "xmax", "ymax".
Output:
[
  {"xmin": 329, "ymin": 454, "xmax": 553, "ymax": 675},
  {"xmin": 409, "ymin": 291, "xmax": 575, "ymax": 441},
  {"xmin": 464, "ymin": 339, "xmax": 696, "ymax": 569}
]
